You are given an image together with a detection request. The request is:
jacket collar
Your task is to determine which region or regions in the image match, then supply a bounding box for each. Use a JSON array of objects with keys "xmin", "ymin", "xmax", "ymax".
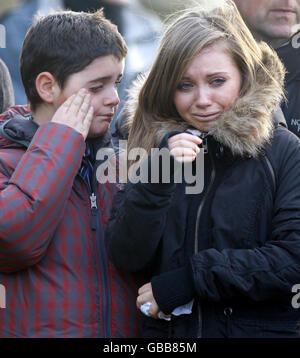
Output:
[{"xmin": 0, "ymin": 112, "xmax": 38, "ymax": 148}]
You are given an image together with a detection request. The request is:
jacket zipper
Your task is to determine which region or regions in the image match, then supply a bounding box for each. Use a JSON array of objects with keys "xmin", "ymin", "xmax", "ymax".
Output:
[
  {"xmin": 194, "ymin": 137, "xmax": 216, "ymax": 338},
  {"xmin": 89, "ymin": 144, "xmax": 112, "ymax": 338},
  {"xmin": 80, "ymin": 174, "xmax": 112, "ymax": 338},
  {"xmin": 90, "ymin": 184, "xmax": 111, "ymax": 338},
  {"xmin": 194, "ymin": 138, "xmax": 216, "ymax": 252},
  {"xmin": 90, "ymin": 192, "xmax": 98, "ymax": 230}
]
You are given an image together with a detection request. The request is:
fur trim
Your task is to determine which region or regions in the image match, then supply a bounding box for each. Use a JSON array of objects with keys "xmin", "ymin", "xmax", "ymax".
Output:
[{"xmin": 124, "ymin": 43, "xmax": 285, "ymax": 157}]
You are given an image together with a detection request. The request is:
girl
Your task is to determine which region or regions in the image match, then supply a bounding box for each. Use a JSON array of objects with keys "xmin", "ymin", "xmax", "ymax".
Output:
[{"xmin": 106, "ymin": 1, "xmax": 300, "ymax": 338}]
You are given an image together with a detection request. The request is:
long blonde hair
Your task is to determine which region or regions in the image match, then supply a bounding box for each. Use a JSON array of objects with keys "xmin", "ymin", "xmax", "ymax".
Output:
[{"xmin": 127, "ymin": 0, "xmax": 283, "ymax": 156}]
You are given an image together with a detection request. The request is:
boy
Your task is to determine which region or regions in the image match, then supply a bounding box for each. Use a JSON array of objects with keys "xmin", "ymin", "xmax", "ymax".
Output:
[{"xmin": 0, "ymin": 9, "xmax": 141, "ymax": 338}]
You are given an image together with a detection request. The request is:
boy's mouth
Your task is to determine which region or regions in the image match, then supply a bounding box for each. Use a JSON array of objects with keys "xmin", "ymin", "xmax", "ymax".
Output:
[{"xmin": 97, "ymin": 113, "xmax": 114, "ymax": 121}]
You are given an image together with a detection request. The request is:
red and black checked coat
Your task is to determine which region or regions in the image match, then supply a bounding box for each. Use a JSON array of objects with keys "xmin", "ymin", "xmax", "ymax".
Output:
[{"xmin": 0, "ymin": 105, "xmax": 142, "ymax": 338}]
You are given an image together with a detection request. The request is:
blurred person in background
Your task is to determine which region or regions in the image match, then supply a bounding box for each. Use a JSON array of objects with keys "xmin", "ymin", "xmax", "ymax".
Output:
[
  {"xmin": 233, "ymin": 0, "xmax": 300, "ymax": 137},
  {"xmin": 0, "ymin": 0, "xmax": 62, "ymax": 106},
  {"xmin": 139, "ymin": 0, "xmax": 195, "ymax": 19},
  {"xmin": 0, "ymin": 58, "xmax": 14, "ymax": 112}
]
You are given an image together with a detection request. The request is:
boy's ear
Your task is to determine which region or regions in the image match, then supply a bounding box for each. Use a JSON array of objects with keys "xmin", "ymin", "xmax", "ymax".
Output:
[{"xmin": 35, "ymin": 72, "xmax": 60, "ymax": 104}]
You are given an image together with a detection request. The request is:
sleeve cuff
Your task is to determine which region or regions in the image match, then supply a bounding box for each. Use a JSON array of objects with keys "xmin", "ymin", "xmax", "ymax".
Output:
[{"xmin": 151, "ymin": 264, "xmax": 195, "ymax": 315}]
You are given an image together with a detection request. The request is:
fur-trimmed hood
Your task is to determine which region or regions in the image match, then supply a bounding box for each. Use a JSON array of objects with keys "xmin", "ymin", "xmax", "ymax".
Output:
[{"xmin": 124, "ymin": 43, "xmax": 285, "ymax": 158}]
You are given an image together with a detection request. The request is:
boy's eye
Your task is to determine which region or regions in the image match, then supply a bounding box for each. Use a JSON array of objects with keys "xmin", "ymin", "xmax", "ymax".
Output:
[
  {"xmin": 89, "ymin": 85, "xmax": 103, "ymax": 93},
  {"xmin": 115, "ymin": 80, "xmax": 122, "ymax": 88}
]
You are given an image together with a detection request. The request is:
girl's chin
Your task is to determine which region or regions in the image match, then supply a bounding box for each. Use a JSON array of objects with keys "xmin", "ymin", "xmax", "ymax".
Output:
[{"xmin": 188, "ymin": 119, "xmax": 217, "ymax": 132}]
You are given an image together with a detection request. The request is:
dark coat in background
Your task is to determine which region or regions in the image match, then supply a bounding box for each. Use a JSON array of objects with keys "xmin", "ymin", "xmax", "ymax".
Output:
[{"xmin": 276, "ymin": 30, "xmax": 300, "ymax": 138}]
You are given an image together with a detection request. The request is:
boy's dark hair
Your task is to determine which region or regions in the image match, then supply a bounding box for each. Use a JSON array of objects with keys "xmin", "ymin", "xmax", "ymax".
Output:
[{"xmin": 20, "ymin": 9, "xmax": 127, "ymax": 111}]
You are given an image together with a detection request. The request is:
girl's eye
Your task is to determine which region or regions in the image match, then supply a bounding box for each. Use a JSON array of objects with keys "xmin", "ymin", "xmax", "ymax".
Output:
[
  {"xmin": 114, "ymin": 80, "xmax": 122, "ymax": 88},
  {"xmin": 177, "ymin": 82, "xmax": 193, "ymax": 91},
  {"xmin": 89, "ymin": 85, "xmax": 103, "ymax": 93},
  {"xmin": 212, "ymin": 78, "xmax": 226, "ymax": 86}
]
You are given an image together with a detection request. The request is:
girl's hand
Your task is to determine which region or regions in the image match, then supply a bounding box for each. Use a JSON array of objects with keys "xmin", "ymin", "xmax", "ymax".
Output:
[
  {"xmin": 168, "ymin": 133, "xmax": 202, "ymax": 162},
  {"xmin": 136, "ymin": 282, "xmax": 170, "ymax": 320}
]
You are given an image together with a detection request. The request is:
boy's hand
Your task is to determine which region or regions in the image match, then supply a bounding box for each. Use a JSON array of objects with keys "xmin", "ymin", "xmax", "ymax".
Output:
[
  {"xmin": 168, "ymin": 133, "xmax": 202, "ymax": 162},
  {"xmin": 51, "ymin": 88, "xmax": 94, "ymax": 140}
]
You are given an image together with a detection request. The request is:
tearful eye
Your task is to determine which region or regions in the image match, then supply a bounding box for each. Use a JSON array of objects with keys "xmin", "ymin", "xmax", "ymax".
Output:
[
  {"xmin": 177, "ymin": 82, "xmax": 193, "ymax": 91},
  {"xmin": 212, "ymin": 78, "xmax": 226, "ymax": 86},
  {"xmin": 89, "ymin": 85, "xmax": 103, "ymax": 93}
]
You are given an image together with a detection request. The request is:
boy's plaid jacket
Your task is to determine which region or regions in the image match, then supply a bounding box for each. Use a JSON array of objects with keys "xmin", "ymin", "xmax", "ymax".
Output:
[{"xmin": 0, "ymin": 105, "xmax": 142, "ymax": 338}]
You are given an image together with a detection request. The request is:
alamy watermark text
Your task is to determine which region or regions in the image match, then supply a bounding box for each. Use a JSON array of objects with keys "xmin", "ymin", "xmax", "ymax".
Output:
[
  {"xmin": 0, "ymin": 284, "xmax": 5, "ymax": 309},
  {"xmin": 95, "ymin": 140, "xmax": 205, "ymax": 195},
  {"xmin": 0, "ymin": 25, "xmax": 5, "ymax": 48}
]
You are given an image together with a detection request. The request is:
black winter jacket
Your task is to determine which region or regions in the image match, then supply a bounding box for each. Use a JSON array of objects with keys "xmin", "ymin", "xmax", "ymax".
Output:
[
  {"xmin": 106, "ymin": 123, "xmax": 300, "ymax": 338},
  {"xmin": 106, "ymin": 44, "xmax": 300, "ymax": 338}
]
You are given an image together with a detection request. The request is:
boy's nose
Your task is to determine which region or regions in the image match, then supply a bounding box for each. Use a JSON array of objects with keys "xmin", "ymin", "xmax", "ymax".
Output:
[{"xmin": 104, "ymin": 87, "xmax": 120, "ymax": 107}]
